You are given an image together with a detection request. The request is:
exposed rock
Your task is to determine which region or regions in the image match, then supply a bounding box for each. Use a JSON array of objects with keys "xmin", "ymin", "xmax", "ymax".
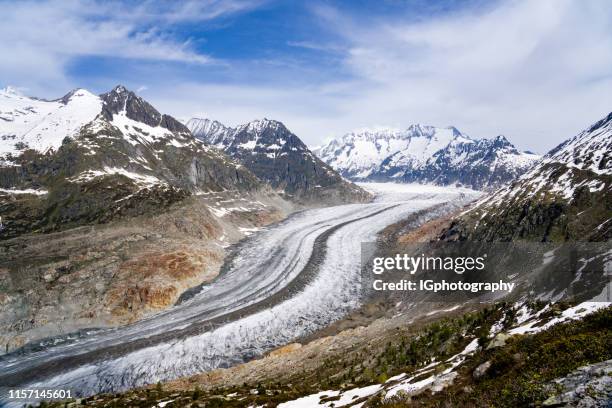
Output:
[
  {"xmin": 0, "ymin": 193, "xmax": 288, "ymax": 353},
  {"xmin": 187, "ymin": 117, "xmax": 371, "ymax": 205},
  {"xmin": 268, "ymin": 343, "xmax": 302, "ymax": 358},
  {"xmin": 0, "ymin": 85, "xmax": 266, "ymax": 239},
  {"xmin": 473, "ymin": 361, "xmax": 491, "ymax": 379},
  {"xmin": 542, "ymin": 359, "xmax": 612, "ymax": 407},
  {"xmin": 316, "ymin": 125, "xmax": 539, "ymax": 190},
  {"xmin": 487, "ymin": 333, "xmax": 510, "ymax": 350},
  {"xmin": 443, "ymin": 111, "xmax": 611, "ymax": 242}
]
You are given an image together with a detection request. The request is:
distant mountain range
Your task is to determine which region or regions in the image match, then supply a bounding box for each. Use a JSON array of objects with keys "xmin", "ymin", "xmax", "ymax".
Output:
[
  {"xmin": 444, "ymin": 111, "xmax": 611, "ymax": 241},
  {"xmin": 186, "ymin": 117, "xmax": 369, "ymax": 203},
  {"xmin": 315, "ymin": 125, "xmax": 540, "ymax": 190}
]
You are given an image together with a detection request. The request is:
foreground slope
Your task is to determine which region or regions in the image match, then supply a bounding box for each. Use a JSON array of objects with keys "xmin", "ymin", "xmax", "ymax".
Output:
[
  {"xmin": 444, "ymin": 112, "xmax": 612, "ymax": 242},
  {"xmin": 187, "ymin": 117, "xmax": 371, "ymax": 204},
  {"xmin": 316, "ymin": 125, "xmax": 539, "ymax": 190}
]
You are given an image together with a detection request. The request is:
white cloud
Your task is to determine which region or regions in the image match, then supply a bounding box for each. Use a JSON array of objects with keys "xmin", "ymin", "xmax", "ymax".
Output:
[
  {"xmin": 0, "ymin": 0, "xmax": 247, "ymax": 94},
  {"xmin": 2, "ymin": 0, "xmax": 610, "ymax": 153},
  {"xmin": 308, "ymin": 0, "xmax": 612, "ymax": 152},
  {"xmin": 149, "ymin": 0, "xmax": 612, "ymax": 153}
]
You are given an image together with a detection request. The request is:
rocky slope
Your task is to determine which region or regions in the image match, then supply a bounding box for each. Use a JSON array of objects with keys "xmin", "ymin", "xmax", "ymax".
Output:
[
  {"xmin": 42, "ymin": 302, "xmax": 611, "ymax": 408},
  {"xmin": 443, "ymin": 112, "xmax": 612, "ymax": 242},
  {"xmin": 187, "ymin": 117, "xmax": 371, "ymax": 204},
  {"xmin": 316, "ymin": 125, "xmax": 540, "ymax": 190},
  {"xmin": 0, "ymin": 86, "xmax": 265, "ymax": 238},
  {"xmin": 0, "ymin": 86, "xmax": 294, "ymax": 353}
]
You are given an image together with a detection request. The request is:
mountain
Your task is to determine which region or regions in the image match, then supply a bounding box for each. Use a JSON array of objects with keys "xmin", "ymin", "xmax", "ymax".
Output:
[
  {"xmin": 0, "ymin": 85, "xmax": 264, "ymax": 238},
  {"xmin": 0, "ymin": 86, "xmax": 295, "ymax": 351},
  {"xmin": 316, "ymin": 125, "xmax": 540, "ymax": 190},
  {"xmin": 184, "ymin": 118, "xmax": 234, "ymax": 146},
  {"xmin": 187, "ymin": 117, "xmax": 371, "ymax": 204},
  {"xmin": 443, "ymin": 112, "xmax": 612, "ymax": 242}
]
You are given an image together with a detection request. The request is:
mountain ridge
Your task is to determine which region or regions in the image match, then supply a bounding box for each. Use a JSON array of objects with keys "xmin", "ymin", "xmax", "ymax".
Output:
[
  {"xmin": 0, "ymin": 85, "xmax": 267, "ymax": 238},
  {"xmin": 442, "ymin": 111, "xmax": 612, "ymax": 242},
  {"xmin": 187, "ymin": 117, "xmax": 371, "ymax": 204},
  {"xmin": 315, "ymin": 125, "xmax": 540, "ymax": 190}
]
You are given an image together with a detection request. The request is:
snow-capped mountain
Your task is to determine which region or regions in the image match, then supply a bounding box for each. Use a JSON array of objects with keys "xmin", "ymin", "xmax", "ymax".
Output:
[
  {"xmin": 317, "ymin": 125, "xmax": 463, "ymax": 179},
  {"xmin": 0, "ymin": 85, "xmax": 262, "ymax": 238},
  {"xmin": 444, "ymin": 111, "xmax": 612, "ymax": 242},
  {"xmin": 316, "ymin": 125, "xmax": 540, "ymax": 190},
  {"xmin": 184, "ymin": 118, "xmax": 234, "ymax": 147},
  {"xmin": 0, "ymin": 87, "xmax": 102, "ymax": 159},
  {"xmin": 187, "ymin": 117, "xmax": 370, "ymax": 204}
]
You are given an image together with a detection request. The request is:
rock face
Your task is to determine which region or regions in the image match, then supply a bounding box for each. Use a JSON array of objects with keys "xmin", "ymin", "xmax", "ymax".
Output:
[
  {"xmin": 0, "ymin": 191, "xmax": 288, "ymax": 354},
  {"xmin": 443, "ymin": 112, "xmax": 612, "ymax": 242},
  {"xmin": 0, "ymin": 86, "xmax": 263, "ymax": 238},
  {"xmin": 542, "ymin": 359, "xmax": 612, "ymax": 407},
  {"xmin": 187, "ymin": 117, "xmax": 371, "ymax": 204},
  {"xmin": 315, "ymin": 125, "xmax": 540, "ymax": 190},
  {"xmin": 185, "ymin": 118, "xmax": 233, "ymax": 146}
]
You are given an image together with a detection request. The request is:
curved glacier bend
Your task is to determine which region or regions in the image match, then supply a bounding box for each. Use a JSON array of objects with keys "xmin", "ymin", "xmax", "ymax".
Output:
[{"xmin": 0, "ymin": 184, "xmax": 479, "ymax": 400}]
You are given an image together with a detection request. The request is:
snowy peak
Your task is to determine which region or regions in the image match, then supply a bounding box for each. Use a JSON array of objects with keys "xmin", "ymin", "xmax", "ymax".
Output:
[
  {"xmin": 545, "ymin": 111, "xmax": 611, "ymax": 176},
  {"xmin": 56, "ymin": 88, "xmax": 97, "ymax": 105},
  {"xmin": 186, "ymin": 118, "xmax": 234, "ymax": 146},
  {"xmin": 231, "ymin": 118, "xmax": 308, "ymax": 153},
  {"xmin": 99, "ymin": 85, "xmax": 189, "ymax": 134},
  {"xmin": 237, "ymin": 118, "xmax": 286, "ymax": 134},
  {"xmin": 185, "ymin": 116, "xmax": 369, "ymax": 203},
  {"xmin": 187, "ymin": 117, "xmax": 308, "ymax": 154},
  {"xmin": 0, "ymin": 84, "xmax": 199, "ymax": 165},
  {"xmin": 0, "ymin": 86, "xmax": 102, "ymax": 159},
  {"xmin": 316, "ymin": 125, "xmax": 470, "ymax": 180},
  {"xmin": 317, "ymin": 124, "xmax": 540, "ymax": 189}
]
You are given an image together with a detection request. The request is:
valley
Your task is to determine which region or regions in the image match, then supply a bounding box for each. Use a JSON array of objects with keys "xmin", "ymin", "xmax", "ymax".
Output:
[{"xmin": 0, "ymin": 183, "xmax": 479, "ymax": 403}]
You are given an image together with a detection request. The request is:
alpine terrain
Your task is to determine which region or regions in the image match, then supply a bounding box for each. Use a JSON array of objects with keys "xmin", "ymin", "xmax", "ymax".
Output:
[
  {"xmin": 444, "ymin": 111, "xmax": 612, "ymax": 242},
  {"xmin": 0, "ymin": 85, "xmax": 297, "ymax": 353},
  {"xmin": 316, "ymin": 125, "xmax": 540, "ymax": 190},
  {"xmin": 0, "ymin": 85, "xmax": 265, "ymax": 238},
  {"xmin": 187, "ymin": 117, "xmax": 370, "ymax": 204}
]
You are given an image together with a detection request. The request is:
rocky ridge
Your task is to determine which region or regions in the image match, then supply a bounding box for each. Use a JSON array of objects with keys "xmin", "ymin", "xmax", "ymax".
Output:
[
  {"xmin": 443, "ymin": 111, "xmax": 612, "ymax": 242},
  {"xmin": 0, "ymin": 85, "xmax": 265, "ymax": 238},
  {"xmin": 187, "ymin": 117, "xmax": 371, "ymax": 204}
]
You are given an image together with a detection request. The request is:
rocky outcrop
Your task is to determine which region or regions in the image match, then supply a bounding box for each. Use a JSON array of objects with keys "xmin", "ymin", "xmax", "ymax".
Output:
[
  {"xmin": 542, "ymin": 359, "xmax": 612, "ymax": 407},
  {"xmin": 188, "ymin": 117, "xmax": 371, "ymax": 205}
]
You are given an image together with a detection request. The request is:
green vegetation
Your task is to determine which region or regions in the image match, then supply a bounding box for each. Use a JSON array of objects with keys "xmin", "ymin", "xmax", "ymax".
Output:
[
  {"xmin": 39, "ymin": 305, "xmax": 611, "ymax": 407},
  {"xmin": 380, "ymin": 306, "xmax": 611, "ymax": 407}
]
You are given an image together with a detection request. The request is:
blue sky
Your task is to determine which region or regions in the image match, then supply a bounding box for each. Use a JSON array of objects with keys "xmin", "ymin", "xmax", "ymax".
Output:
[{"xmin": 2, "ymin": 0, "xmax": 611, "ymax": 152}]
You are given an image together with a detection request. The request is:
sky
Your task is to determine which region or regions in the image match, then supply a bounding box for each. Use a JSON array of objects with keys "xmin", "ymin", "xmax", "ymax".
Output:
[{"xmin": 1, "ymin": 0, "xmax": 611, "ymax": 153}]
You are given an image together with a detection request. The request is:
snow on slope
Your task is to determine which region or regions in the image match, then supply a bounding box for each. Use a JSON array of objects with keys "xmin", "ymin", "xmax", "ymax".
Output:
[
  {"xmin": 185, "ymin": 117, "xmax": 234, "ymax": 147},
  {"xmin": 546, "ymin": 112, "xmax": 612, "ymax": 176},
  {"xmin": 470, "ymin": 111, "xmax": 612, "ymax": 210},
  {"xmin": 317, "ymin": 125, "xmax": 461, "ymax": 179},
  {"xmin": 316, "ymin": 125, "xmax": 539, "ymax": 190},
  {"xmin": 0, "ymin": 87, "xmax": 102, "ymax": 160},
  {"xmin": 276, "ymin": 300, "xmax": 609, "ymax": 408}
]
